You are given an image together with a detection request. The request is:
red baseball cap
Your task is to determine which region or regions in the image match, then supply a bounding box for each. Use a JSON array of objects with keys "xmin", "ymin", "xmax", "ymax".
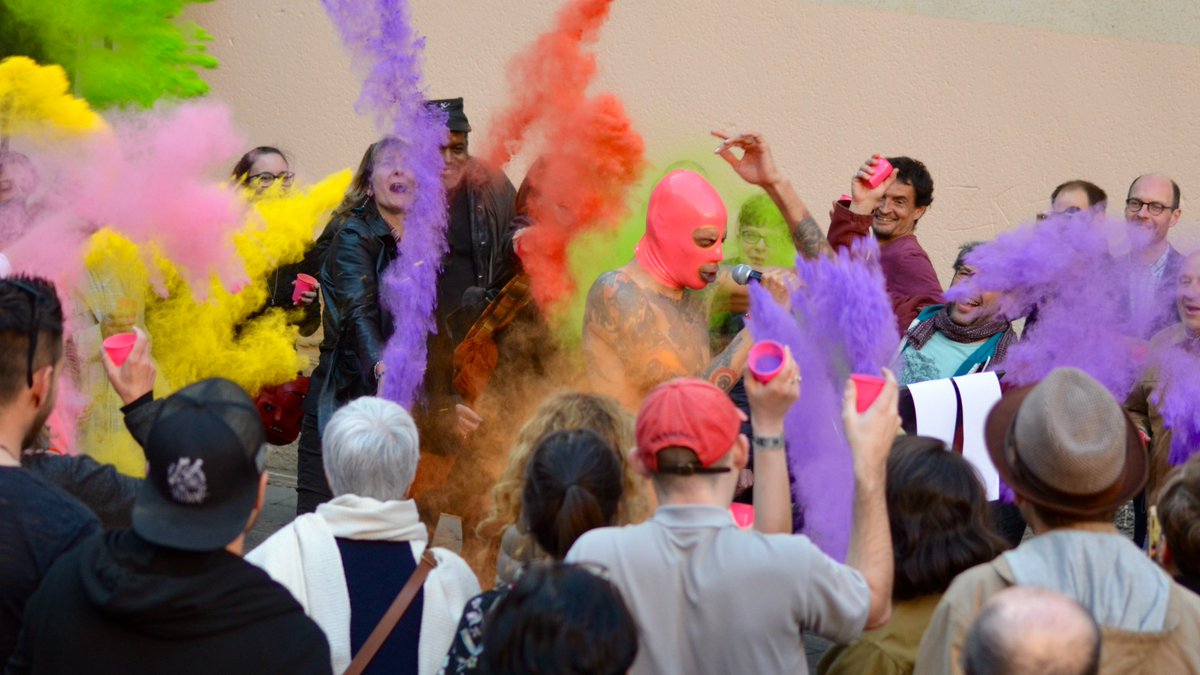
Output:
[{"xmin": 635, "ymin": 378, "xmax": 743, "ymax": 474}]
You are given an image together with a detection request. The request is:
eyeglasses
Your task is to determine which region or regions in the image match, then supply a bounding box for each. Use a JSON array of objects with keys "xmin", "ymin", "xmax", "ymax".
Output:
[
  {"xmin": 738, "ymin": 230, "xmax": 765, "ymax": 245},
  {"xmin": 248, "ymin": 172, "xmax": 295, "ymax": 189},
  {"xmin": 1125, "ymin": 198, "xmax": 1175, "ymax": 216},
  {"xmin": 3, "ymin": 279, "xmax": 42, "ymax": 387}
]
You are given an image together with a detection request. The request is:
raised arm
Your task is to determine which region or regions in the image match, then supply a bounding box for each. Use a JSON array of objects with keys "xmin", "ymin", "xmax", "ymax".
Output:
[
  {"xmin": 840, "ymin": 368, "xmax": 901, "ymax": 630},
  {"xmin": 744, "ymin": 346, "xmax": 800, "ymax": 534},
  {"xmin": 712, "ymin": 130, "xmax": 832, "ymax": 260}
]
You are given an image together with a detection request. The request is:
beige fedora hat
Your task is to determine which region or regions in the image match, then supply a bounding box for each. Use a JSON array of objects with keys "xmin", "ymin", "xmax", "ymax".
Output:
[{"xmin": 985, "ymin": 367, "xmax": 1147, "ymax": 517}]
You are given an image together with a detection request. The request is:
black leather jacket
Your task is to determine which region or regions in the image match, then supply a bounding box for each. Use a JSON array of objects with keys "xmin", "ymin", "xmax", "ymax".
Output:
[
  {"xmin": 304, "ymin": 162, "xmax": 520, "ymax": 427},
  {"xmin": 305, "ymin": 206, "xmax": 398, "ymax": 427},
  {"xmin": 448, "ymin": 158, "xmax": 520, "ymax": 317}
]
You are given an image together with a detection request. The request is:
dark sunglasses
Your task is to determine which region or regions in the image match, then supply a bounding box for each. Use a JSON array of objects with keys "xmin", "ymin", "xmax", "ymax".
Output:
[{"xmin": 2, "ymin": 279, "xmax": 41, "ymax": 387}]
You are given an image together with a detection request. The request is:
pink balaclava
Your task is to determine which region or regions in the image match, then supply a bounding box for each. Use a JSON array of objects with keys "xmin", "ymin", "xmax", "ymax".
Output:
[{"xmin": 635, "ymin": 170, "xmax": 728, "ymax": 290}]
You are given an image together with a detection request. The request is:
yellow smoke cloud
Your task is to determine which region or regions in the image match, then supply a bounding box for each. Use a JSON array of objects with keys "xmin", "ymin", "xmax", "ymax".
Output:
[
  {"xmin": 79, "ymin": 229, "xmax": 156, "ymax": 475},
  {"xmin": 0, "ymin": 56, "xmax": 104, "ymax": 140},
  {"xmin": 146, "ymin": 170, "xmax": 351, "ymax": 395}
]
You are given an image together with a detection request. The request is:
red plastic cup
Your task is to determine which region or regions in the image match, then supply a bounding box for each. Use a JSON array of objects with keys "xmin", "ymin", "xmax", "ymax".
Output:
[
  {"xmin": 103, "ymin": 332, "xmax": 137, "ymax": 367},
  {"xmin": 292, "ymin": 273, "xmax": 318, "ymax": 305},
  {"xmin": 747, "ymin": 340, "xmax": 786, "ymax": 383},
  {"xmin": 861, "ymin": 156, "xmax": 894, "ymax": 189},
  {"xmin": 849, "ymin": 373, "xmax": 886, "ymax": 413},
  {"xmin": 730, "ymin": 503, "xmax": 755, "ymax": 528}
]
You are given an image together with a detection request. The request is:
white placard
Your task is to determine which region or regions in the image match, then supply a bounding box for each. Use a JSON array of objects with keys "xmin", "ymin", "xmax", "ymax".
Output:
[
  {"xmin": 953, "ymin": 372, "xmax": 1003, "ymax": 500},
  {"xmin": 908, "ymin": 378, "xmax": 958, "ymax": 446}
]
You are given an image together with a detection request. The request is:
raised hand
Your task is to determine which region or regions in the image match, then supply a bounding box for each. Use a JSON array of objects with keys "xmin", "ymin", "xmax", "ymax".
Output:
[
  {"xmin": 712, "ymin": 131, "xmax": 782, "ymax": 187},
  {"xmin": 849, "ymin": 155, "xmax": 898, "ymax": 216}
]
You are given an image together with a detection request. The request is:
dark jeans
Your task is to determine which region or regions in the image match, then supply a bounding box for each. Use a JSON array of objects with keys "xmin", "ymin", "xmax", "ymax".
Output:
[{"xmin": 296, "ymin": 412, "xmax": 333, "ymax": 515}]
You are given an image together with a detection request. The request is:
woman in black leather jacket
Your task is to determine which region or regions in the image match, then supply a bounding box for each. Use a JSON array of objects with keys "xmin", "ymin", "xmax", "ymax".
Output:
[{"xmin": 295, "ymin": 138, "xmax": 413, "ymax": 513}]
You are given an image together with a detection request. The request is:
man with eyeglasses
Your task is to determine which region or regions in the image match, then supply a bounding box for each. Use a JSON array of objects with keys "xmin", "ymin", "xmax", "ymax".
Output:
[
  {"xmin": 0, "ymin": 276, "xmax": 100, "ymax": 665},
  {"xmin": 1125, "ymin": 173, "xmax": 1184, "ymax": 338}
]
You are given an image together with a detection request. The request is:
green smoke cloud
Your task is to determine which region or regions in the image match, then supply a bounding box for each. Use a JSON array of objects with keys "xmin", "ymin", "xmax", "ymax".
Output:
[{"xmin": 0, "ymin": 0, "xmax": 217, "ymax": 108}]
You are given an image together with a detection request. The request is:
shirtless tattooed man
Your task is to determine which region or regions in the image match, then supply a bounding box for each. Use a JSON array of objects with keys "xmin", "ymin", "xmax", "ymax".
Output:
[{"xmin": 583, "ymin": 170, "xmax": 758, "ymax": 410}]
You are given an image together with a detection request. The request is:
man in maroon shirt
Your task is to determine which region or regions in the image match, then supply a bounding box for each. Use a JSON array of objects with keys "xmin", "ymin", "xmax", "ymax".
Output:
[{"xmin": 828, "ymin": 155, "xmax": 943, "ymax": 333}]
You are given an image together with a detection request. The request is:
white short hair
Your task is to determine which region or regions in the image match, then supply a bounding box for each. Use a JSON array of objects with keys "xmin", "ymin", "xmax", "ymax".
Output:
[{"xmin": 322, "ymin": 397, "xmax": 420, "ymax": 500}]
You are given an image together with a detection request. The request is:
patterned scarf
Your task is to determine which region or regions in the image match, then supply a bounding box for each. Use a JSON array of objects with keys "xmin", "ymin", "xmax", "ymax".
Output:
[{"xmin": 906, "ymin": 304, "xmax": 1017, "ymax": 365}]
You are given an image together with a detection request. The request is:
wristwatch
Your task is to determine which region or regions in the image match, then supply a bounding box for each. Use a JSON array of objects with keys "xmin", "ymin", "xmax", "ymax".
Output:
[{"xmin": 752, "ymin": 434, "xmax": 786, "ymax": 451}]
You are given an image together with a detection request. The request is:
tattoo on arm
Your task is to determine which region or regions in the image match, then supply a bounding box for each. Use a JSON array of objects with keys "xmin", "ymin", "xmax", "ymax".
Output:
[
  {"xmin": 791, "ymin": 214, "xmax": 833, "ymax": 260},
  {"xmin": 704, "ymin": 331, "xmax": 749, "ymax": 392}
]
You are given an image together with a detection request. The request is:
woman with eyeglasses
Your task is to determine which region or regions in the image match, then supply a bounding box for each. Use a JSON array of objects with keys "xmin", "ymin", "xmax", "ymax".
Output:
[
  {"xmin": 440, "ymin": 428, "xmax": 627, "ymax": 674},
  {"xmin": 296, "ymin": 138, "xmax": 415, "ymax": 515},
  {"xmin": 231, "ymin": 146, "xmax": 296, "ymax": 196},
  {"xmin": 229, "ymin": 147, "xmax": 321, "ymax": 336}
]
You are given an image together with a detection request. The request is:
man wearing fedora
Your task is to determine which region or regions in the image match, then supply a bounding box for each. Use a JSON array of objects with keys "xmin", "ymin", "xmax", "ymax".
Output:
[{"xmin": 915, "ymin": 367, "xmax": 1200, "ymax": 674}]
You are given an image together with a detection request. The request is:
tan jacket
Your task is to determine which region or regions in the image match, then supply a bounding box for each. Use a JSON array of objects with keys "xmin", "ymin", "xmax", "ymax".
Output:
[
  {"xmin": 915, "ymin": 552, "xmax": 1200, "ymax": 674},
  {"xmin": 1125, "ymin": 323, "xmax": 1191, "ymax": 501}
]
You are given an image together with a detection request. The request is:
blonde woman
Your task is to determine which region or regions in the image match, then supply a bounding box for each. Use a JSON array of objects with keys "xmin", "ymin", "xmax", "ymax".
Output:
[{"xmin": 479, "ymin": 391, "xmax": 651, "ymax": 586}]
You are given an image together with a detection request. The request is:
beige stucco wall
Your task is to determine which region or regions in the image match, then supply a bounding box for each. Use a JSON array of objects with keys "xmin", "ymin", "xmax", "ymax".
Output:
[{"xmin": 185, "ymin": 0, "xmax": 1200, "ymax": 283}]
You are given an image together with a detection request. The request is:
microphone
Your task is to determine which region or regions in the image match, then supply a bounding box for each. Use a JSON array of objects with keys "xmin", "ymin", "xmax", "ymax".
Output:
[{"xmin": 731, "ymin": 264, "xmax": 763, "ymax": 285}]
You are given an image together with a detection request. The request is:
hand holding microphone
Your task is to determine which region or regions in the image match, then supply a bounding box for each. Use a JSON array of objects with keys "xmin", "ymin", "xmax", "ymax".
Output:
[
  {"xmin": 733, "ymin": 264, "xmax": 793, "ymax": 309},
  {"xmin": 731, "ymin": 263, "xmax": 763, "ymax": 285}
]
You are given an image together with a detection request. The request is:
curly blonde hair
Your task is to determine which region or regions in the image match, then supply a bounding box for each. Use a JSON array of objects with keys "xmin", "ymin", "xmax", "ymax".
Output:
[{"xmin": 479, "ymin": 391, "xmax": 650, "ymax": 543}]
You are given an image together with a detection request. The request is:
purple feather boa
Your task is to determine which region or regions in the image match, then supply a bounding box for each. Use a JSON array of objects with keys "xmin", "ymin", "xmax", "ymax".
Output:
[
  {"xmin": 322, "ymin": 0, "xmax": 449, "ymax": 407},
  {"xmin": 747, "ymin": 237, "xmax": 898, "ymax": 561}
]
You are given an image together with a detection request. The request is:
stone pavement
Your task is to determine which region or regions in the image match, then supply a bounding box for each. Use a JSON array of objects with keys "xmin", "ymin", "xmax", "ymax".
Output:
[{"xmin": 247, "ymin": 442, "xmax": 299, "ymax": 550}]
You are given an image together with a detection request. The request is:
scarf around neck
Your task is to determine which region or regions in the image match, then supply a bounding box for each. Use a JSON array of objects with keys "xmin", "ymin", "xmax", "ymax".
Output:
[
  {"xmin": 906, "ymin": 304, "xmax": 1017, "ymax": 365},
  {"xmin": 314, "ymin": 493, "xmax": 429, "ymax": 542}
]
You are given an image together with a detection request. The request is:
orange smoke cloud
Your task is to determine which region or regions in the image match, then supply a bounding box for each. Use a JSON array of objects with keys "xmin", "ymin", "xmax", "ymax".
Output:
[{"xmin": 481, "ymin": 0, "xmax": 644, "ymax": 314}]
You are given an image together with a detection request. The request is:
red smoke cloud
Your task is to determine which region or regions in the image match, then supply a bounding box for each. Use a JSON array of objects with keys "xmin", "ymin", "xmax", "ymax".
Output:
[{"xmin": 481, "ymin": 0, "xmax": 644, "ymax": 314}]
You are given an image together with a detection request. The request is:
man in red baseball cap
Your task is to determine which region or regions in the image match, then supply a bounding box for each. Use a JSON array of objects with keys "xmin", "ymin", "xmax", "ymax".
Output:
[{"xmin": 568, "ymin": 350, "xmax": 900, "ymax": 675}]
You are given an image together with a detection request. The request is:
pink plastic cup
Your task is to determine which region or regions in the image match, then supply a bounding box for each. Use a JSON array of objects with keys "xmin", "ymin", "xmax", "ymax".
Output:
[
  {"xmin": 849, "ymin": 373, "xmax": 886, "ymax": 413},
  {"xmin": 862, "ymin": 156, "xmax": 894, "ymax": 189},
  {"xmin": 730, "ymin": 503, "xmax": 755, "ymax": 528},
  {"xmin": 103, "ymin": 332, "xmax": 137, "ymax": 367},
  {"xmin": 292, "ymin": 273, "xmax": 318, "ymax": 305},
  {"xmin": 747, "ymin": 340, "xmax": 786, "ymax": 383}
]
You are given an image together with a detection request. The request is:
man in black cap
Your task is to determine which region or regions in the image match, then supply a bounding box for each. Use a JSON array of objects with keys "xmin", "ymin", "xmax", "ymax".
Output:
[
  {"xmin": 420, "ymin": 97, "xmax": 520, "ymax": 443},
  {"xmin": 7, "ymin": 378, "xmax": 332, "ymax": 675},
  {"xmin": 916, "ymin": 367, "xmax": 1200, "ymax": 674}
]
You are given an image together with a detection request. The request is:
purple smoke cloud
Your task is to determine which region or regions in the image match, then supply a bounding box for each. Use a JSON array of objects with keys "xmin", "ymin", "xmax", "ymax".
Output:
[
  {"xmin": 1150, "ymin": 345, "xmax": 1200, "ymax": 466},
  {"xmin": 948, "ymin": 213, "xmax": 1146, "ymax": 400},
  {"xmin": 322, "ymin": 0, "xmax": 449, "ymax": 407},
  {"xmin": 748, "ymin": 237, "xmax": 898, "ymax": 562}
]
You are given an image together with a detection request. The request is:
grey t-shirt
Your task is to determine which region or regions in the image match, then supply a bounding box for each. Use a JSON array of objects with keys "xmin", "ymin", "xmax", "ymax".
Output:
[{"xmin": 566, "ymin": 504, "xmax": 871, "ymax": 675}]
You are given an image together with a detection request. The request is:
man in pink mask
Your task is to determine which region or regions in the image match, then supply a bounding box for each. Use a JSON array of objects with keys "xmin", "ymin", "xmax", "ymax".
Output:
[{"xmin": 583, "ymin": 170, "xmax": 757, "ymax": 411}]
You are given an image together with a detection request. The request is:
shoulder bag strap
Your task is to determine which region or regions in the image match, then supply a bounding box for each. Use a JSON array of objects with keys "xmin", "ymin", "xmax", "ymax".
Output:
[{"xmin": 343, "ymin": 549, "xmax": 439, "ymax": 675}]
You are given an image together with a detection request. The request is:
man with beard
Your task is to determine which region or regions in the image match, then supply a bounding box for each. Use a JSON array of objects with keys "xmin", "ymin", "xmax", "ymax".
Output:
[
  {"xmin": 0, "ymin": 276, "xmax": 99, "ymax": 665},
  {"xmin": 899, "ymin": 242, "xmax": 1017, "ymax": 386},
  {"xmin": 583, "ymin": 170, "xmax": 756, "ymax": 412},
  {"xmin": 1125, "ymin": 173, "xmax": 1184, "ymax": 338}
]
